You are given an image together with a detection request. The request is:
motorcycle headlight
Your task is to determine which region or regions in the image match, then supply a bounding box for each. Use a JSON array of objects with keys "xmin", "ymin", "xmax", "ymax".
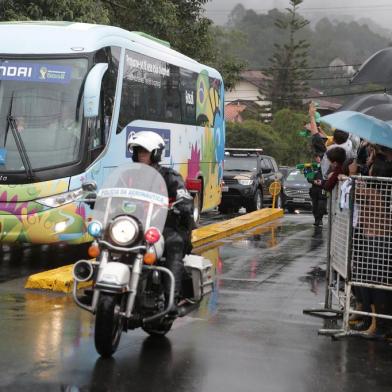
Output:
[
  {"xmin": 37, "ymin": 188, "xmax": 83, "ymax": 208},
  {"xmin": 238, "ymin": 179, "xmax": 254, "ymax": 186},
  {"xmin": 109, "ymin": 216, "xmax": 139, "ymax": 246}
]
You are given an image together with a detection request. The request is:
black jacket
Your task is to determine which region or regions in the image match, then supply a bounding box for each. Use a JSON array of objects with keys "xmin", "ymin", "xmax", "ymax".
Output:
[
  {"xmin": 155, "ymin": 165, "xmax": 194, "ymax": 234},
  {"xmin": 308, "ymin": 167, "xmax": 327, "ymax": 199}
]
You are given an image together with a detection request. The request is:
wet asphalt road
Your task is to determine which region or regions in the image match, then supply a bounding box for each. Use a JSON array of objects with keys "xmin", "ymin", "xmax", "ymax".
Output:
[{"xmin": 2, "ymin": 212, "xmax": 392, "ymax": 391}]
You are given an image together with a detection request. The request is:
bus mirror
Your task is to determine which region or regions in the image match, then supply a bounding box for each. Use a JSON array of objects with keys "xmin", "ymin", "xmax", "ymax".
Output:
[
  {"xmin": 82, "ymin": 180, "xmax": 97, "ymax": 192},
  {"xmin": 84, "ymin": 63, "xmax": 108, "ymax": 118}
]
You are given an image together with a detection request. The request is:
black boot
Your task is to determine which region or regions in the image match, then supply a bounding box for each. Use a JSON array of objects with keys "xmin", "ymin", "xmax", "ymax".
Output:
[{"xmin": 350, "ymin": 317, "xmax": 372, "ymax": 331}]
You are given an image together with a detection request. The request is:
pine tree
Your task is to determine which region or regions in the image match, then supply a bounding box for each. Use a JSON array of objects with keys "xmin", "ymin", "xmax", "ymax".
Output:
[{"xmin": 267, "ymin": 0, "xmax": 312, "ymax": 111}]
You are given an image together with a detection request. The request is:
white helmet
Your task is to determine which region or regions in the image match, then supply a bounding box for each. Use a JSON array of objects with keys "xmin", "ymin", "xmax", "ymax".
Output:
[{"xmin": 127, "ymin": 131, "xmax": 165, "ymax": 163}]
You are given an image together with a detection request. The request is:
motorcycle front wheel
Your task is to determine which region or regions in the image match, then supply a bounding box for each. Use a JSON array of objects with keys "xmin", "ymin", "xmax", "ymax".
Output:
[{"xmin": 95, "ymin": 293, "xmax": 124, "ymax": 357}]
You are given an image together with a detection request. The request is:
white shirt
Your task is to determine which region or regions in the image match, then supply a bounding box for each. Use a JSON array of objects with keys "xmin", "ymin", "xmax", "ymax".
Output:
[{"xmin": 321, "ymin": 139, "xmax": 354, "ymax": 179}]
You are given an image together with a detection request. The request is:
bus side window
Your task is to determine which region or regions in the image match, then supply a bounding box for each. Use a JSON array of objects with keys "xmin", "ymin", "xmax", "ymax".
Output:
[
  {"xmin": 162, "ymin": 65, "xmax": 181, "ymax": 123},
  {"xmin": 180, "ymin": 68, "xmax": 197, "ymax": 125}
]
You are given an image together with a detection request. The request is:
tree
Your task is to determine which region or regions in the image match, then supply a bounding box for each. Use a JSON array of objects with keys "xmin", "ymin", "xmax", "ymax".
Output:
[
  {"xmin": 225, "ymin": 108, "xmax": 311, "ymax": 166},
  {"xmin": 271, "ymin": 108, "xmax": 309, "ymax": 164},
  {"xmin": 208, "ymin": 25, "xmax": 246, "ymax": 90},
  {"xmin": 226, "ymin": 120, "xmax": 280, "ymax": 156},
  {"xmin": 266, "ymin": 0, "xmax": 312, "ymax": 111},
  {"xmin": 0, "ymin": 0, "xmax": 244, "ymax": 90},
  {"xmin": 0, "ymin": 0, "xmax": 110, "ymax": 24}
]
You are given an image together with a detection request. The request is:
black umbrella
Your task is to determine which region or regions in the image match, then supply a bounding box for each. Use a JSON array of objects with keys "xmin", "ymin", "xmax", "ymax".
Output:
[
  {"xmin": 362, "ymin": 104, "xmax": 392, "ymax": 122},
  {"xmin": 351, "ymin": 48, "xmax": 392, "ymax": 86},
  {"xmin": 338, "ymin": 93, "xmax": 392, "ymax": 112}
]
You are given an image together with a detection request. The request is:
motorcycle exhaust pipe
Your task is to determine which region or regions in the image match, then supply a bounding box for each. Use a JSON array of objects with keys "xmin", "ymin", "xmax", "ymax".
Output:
[
  {"xmin": 72, "ymin": 260, "xmax": 94, "ymax": 282},
  {"xmin": 177, "ymin": 301, "xmax": 200, "ymax": 318}
]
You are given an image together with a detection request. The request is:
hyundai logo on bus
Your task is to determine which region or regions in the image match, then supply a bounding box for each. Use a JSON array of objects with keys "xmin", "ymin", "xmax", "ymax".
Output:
[
  {"xmin": 0, "ymin": 62, "xmax": 72, "ymax": 84},
  {"xmin": 125, "ymin": 127, "xmax": 171, "ymax": 159}
]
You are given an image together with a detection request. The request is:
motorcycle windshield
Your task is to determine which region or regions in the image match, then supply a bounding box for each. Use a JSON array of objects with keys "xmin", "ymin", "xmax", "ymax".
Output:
[{"xmin": 93, "ymin": 163, "xmax": 168, "ymax": 233}]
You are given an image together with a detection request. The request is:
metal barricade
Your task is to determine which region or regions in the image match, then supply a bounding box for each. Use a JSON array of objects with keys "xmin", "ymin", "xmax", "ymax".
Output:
[{"xmin": 319, "ymin": 175, "xmax": 392, "ymax": 338}]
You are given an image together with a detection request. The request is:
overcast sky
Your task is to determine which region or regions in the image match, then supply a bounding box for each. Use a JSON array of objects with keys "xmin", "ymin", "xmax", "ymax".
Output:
[{"xmin": 204, "ymin": 0, "xmax": 392, "ymax": 30}]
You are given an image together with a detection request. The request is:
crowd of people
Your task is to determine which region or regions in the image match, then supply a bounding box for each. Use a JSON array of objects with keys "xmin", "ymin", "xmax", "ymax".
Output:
[{"xmin": 305, "ymin": 102, "xmax": 392, "ymax": 338}]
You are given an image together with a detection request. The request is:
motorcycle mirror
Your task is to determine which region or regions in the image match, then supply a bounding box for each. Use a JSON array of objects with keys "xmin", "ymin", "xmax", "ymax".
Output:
[{"xmin": 83, "ymin": 193, "xmax": 97, "ymax": 209}]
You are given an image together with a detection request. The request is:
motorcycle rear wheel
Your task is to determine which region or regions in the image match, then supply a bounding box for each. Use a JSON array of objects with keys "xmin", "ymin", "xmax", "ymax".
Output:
[
  {"xmin": 95, "ymin": 293, "xmax": 124, "ymax": 357},
  {"xmin": 142, "ymin": 318, "xmax": 173, "ymax": 337}
]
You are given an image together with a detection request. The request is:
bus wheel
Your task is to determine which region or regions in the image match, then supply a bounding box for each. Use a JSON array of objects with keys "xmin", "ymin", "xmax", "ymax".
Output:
[{"xmin": 193, "ymin": 192, "xmax": 202, "ymax": 225}]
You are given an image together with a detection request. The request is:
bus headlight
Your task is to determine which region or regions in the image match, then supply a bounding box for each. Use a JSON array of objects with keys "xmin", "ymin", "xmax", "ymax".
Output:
[
  {"xmin": 109, "ymin": 216, "xmax": 139, "ymax": 246},
  {"xmin": 37, "ymin": 188, "xmax": 83, "ymax": 207}
]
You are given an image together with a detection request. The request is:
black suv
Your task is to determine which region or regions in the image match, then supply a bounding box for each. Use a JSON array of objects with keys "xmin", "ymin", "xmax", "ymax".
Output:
[
  {"xmin": 282, "ymin": 168, "xmax": 312, "ymax": 213},
  {"xmin": 219, "ymin": 149, "xmax": 283, "ymax": 213}
]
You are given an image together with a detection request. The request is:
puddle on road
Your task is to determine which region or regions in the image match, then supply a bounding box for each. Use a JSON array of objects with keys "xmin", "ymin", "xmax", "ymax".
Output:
[{"xmin": 299, "ymin": 266, "xmax": 326, "ymax": 295}]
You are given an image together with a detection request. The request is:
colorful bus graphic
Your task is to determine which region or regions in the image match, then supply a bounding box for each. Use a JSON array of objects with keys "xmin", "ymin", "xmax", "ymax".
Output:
[{"xmin": 0, "ymin": 22, "xmax": 225, "ymax": 244}]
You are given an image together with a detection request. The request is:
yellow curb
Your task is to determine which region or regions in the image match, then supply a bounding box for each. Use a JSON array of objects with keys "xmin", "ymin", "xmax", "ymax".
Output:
[
  {"xmin": 25, "ymin": 208, "xmax": 283, "ymax": 292},
  {"xmin": 25, "ymin": 264, "xmax": 92, "ymax": 293},
  {"xmin": 192, "ymin": 208, "xmax": 283, "ymax": 247}
]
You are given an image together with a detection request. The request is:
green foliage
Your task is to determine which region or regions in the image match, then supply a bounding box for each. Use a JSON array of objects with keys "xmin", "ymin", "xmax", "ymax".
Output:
[
  {"xmin": 271, "ymin": 109, "xmax": 310, "ymax": 164},
  {"xmin": 0, "ymin": 0, "xmax": 244, "ymax": 90},
  {"xmin": 208, "ymin": 26, "xmax": 247, "ymax": 90},
  {"xmin": 266, "ymin": 0, "xmax": 312, "ymax": 111},
  {"xmin": 0, "ymin": 0, "xmax": 110, "ymax": 23},
  {"xmin": 227, "ymin": 6, "xmax": 390, "ymax": 69},
  {"xmin": 224, "ymin": 4, "xmax": 391, "ymax": 101},
  {"xmin": 226, "ymin": 119, "xmax": 278, "ymax": 154},
  {"xmin": 226, "ymin": 109, "xmax": 311, "ymax": 165}
]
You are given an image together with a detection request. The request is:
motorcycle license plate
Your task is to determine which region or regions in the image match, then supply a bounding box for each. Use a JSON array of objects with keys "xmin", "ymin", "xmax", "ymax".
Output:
[
  {"xmin": 222, "ymin": 186, "xmax": 229, "ymax": 192},
  {"xmin": 293, "ymin": 198, "xmax": 306, "ymax": 202}
]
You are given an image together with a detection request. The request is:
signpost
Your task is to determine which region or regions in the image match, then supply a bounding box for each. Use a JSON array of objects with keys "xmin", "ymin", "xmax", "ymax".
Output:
[{"xmin": 269, "ymin": 181, "xmax": 282, "ymax": 209}]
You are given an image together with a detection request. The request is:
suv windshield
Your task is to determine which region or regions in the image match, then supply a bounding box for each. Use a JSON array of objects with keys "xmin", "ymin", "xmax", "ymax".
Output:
[
  {"xmin": 224, "ymin": 157, "xmax": 258, "ymax": 171},
  {"xmin": 286, "ymin": 170, "xmax": 307, "ymax": 183},
  {"xmin": 0, "ymin": 58, "xmax": 88, "ymax": 172}
]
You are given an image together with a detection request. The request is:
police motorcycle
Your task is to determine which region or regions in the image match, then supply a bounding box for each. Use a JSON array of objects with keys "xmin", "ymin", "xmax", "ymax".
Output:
[{"xmin": 72, "ymin": 163, "xmax": 213, "ymax": 357}]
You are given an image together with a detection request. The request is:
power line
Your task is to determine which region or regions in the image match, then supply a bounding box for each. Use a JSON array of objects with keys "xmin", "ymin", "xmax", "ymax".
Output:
[
  {"xmin": 224, "ymin": 87, "xmax": 386, "ymax": 102},
  {"xmin": 207, "ymin": 4, "xmax": 392, "ymax": 14},
  {"xmin": 270, "ymin": 88, "xmax": 386, "ymax": 100},
  {"xmin": 255, "ymin": 63, "xmax": 361, "ymax": 71}
]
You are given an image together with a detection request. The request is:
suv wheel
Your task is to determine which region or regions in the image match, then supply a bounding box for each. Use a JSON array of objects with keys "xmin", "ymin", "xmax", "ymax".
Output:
[
  {"xmin": 218, "ymin": 203, "xmax": 230, "ymax": 214},
  {"xmin": 275, "ymin": 194, "xmax": 283, "ymax": 209},
  {"xmin": 193, "ymin": 192, "xmax": 202, "ymax": 225},
  {"xmin": 246, "ymin": 189, "xmax": 263, "ymax": 213}
]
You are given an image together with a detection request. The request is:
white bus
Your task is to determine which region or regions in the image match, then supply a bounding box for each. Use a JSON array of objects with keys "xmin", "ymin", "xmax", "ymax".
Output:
[{"xmin": 0, "ymin": 21, "xmax": 225, "ymax": 244}]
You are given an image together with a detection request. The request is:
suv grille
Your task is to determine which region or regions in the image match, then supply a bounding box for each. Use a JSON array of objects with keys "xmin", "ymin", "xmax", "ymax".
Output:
[
  {"xmin": 285, "ymin": 188, "xmax": 309, "ymax": 197},
  {"xmin": 223, "ymin": 178, "xmax": 238, "ymax": 185}
]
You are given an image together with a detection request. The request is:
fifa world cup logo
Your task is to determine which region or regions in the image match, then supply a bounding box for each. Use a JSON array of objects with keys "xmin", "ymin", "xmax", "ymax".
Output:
[{"xmin": 39, "ymin": 67, "xmax": 48, "ymax": 80}]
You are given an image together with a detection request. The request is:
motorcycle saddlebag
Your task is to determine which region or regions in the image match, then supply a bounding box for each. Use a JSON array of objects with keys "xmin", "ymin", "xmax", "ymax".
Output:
[{"xmin": 183, "ymin": 255, "xmax": 214, "ymax": 301}]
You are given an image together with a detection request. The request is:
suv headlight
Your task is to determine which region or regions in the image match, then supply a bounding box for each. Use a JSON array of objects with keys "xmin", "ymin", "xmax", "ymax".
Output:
[
  {"xmin": 37, "ymin": 188, "xmax": 83, "ymax": 207},
  {"xmin": 109, "ymin": 216, "xmax": 139, "ymax": 246},
  {"xmin": 238, "ymin": 179, "xmax": 254, "ymax": 186}
]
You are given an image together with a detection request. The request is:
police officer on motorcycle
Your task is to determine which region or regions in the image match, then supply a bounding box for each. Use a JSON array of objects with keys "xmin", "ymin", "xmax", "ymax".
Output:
[{"xmin": 127, "ymin": 131, "xmax": 194, "ymax": 311}]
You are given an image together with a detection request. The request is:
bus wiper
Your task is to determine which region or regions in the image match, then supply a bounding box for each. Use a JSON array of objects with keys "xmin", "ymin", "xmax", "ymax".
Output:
[{"xmin": 5, "ymin": 93, "xmax": 35, "ymax": 180}]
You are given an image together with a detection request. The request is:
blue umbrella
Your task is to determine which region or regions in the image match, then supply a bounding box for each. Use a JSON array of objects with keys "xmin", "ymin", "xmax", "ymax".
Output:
[{"xmin": 321, "ymin": 110, "xmax": 392, "ymax": 149}]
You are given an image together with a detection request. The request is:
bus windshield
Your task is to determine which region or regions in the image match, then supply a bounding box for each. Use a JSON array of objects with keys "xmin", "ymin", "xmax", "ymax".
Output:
[{"xmin": 0, "ymin": 58, "xmax": 88, "ymax": 172}]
